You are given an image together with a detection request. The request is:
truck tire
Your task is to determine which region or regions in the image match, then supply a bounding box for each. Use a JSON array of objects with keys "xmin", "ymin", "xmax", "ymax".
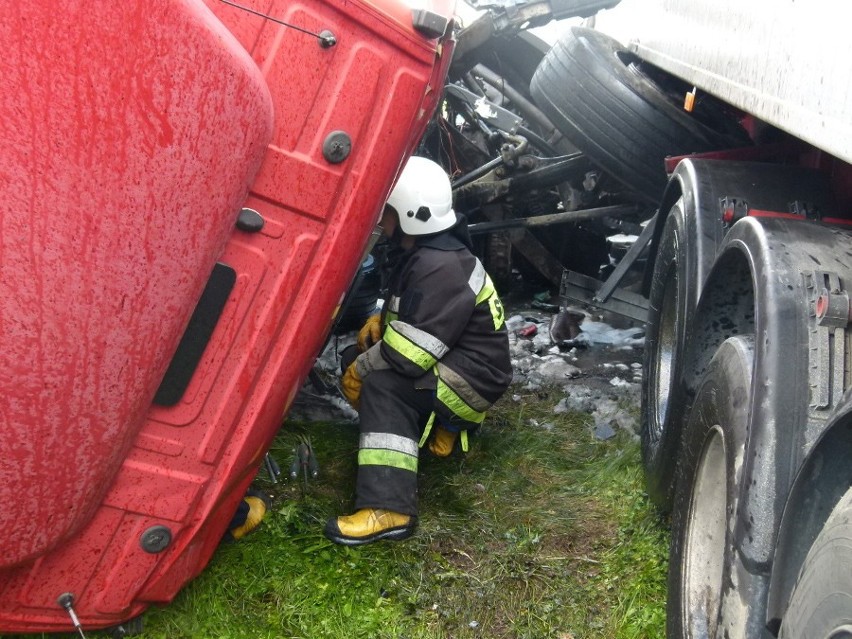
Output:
[
  {"xmin": 668, "ymin": 336, "xmax": 770, "ymax": 638},
  {"xmin": 530, "ymin": 27, "xmax": 749, "ymax": 203},
  {"xmin": 779, "ymin": 486, "xmax": 852, "ymax": 638},
  {"xmin": 641, "ymin": 201, "xmax": 690, "ymax": 510}
]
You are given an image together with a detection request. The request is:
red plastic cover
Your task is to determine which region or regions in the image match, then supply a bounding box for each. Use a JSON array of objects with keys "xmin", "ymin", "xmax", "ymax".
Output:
[{"xmin": 0, "ymin": 0, "xmax": 452, "ymax": 632}]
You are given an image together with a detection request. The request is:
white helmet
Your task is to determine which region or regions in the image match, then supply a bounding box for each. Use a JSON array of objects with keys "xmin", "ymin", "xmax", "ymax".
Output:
[{"xmin": 386, "ymin": 156, "xmax": 456, "ymax": 236}]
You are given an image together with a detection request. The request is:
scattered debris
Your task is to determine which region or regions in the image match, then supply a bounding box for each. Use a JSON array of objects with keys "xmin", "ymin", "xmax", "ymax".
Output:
[
  {"xmin": 549, "ymin": 309, "xmax": 584, "ymax": 344},
  {"xmin": 594, "ymin": 422, "xmax": 616, "ymax": 440},
  {"xmin": 289, "ymin": 299, "xmax": 645, "ymax": 442},
  {"xmin": 518, "ymin": 323, "xmax": 538, "ymax": 338}
]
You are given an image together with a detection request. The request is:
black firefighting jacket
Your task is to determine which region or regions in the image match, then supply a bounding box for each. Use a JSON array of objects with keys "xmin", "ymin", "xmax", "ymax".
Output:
[{"xmin": 355, "ymin": 227, "xmax": 513, "ymax": 431}]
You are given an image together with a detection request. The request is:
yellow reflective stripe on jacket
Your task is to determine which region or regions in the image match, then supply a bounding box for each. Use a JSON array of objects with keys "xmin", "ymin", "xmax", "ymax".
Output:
[
  {"xmin": 418, "ymin": 412, "xmax": 437, "ymax": 448},
  {"xmin": 391, "ymin": 321, "xmax": 449, "ymax": 357},
  {"xmin": 384, "ymin": 323, "xmax": 441, "ymax": 370},
  {"xmin": 470, "ymin": 261, "xmax": 505, "ymax": 330},
  {"xmin": 437, "ymin": 378, "xmax": 486, "ymax": 424},
  {"xmin": 436, "ymin": 362, "xmax": 491, "ymax": 411},
  {"xmin": 385, "ymin": 296, "xmax": 400, "ymax": 327},
  {"xmin": 475, "ymin": 277, "xmax": 490, "ymax": 304},
  {"xmin": 487, "ymin": 294, "xmax": 505, "ymax": 330}
]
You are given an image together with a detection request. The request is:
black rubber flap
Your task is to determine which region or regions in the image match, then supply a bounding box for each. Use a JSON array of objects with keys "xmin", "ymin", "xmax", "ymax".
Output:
[{"xmin": 154, "ymin": 262, "xmax": 236, "ymax": 406}]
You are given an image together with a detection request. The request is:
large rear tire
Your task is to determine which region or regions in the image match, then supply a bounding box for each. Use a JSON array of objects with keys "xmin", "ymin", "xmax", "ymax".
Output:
[
  {"xmin": 668, "ymin": 336, "xmax": 772, "ymax": 638},
  {"xmin": 531, "ymin": 27, "xmax": 749, "ymax": 203},
  {"xmin": 779, "ymin": 486, "xmax": 852, "ymax": 638},
  {"xmin": 641, "ymin": 200, "xmax": 691, "ymax": 511}
]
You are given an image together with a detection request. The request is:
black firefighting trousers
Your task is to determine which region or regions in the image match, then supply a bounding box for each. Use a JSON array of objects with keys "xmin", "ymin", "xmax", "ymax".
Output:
[{"xmin": 354, "ymin": 368, "xmax": 435, "ymax": 517}]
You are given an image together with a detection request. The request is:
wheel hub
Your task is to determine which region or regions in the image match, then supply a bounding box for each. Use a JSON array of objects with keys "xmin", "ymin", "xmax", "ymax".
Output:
[
  {"xmin": 652, "ymin": 265, "xmax": 678, "ymax": 439},
  {"xmin": 683, "ymin": 426, "xmax": 727, "ymax": 636}
]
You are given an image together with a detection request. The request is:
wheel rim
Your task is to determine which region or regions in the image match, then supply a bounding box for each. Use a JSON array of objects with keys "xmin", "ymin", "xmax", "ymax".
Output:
[
  {"xmin": 828, "ymin": 628, "xmax": 852, "ymax": 639},
  {"xmin": 683, "ymin": 426, "xmax": 727, "ymax": 637},
  {"xmin": 652, "ymin": 263, "xmax": 679, "ymax": 440}
]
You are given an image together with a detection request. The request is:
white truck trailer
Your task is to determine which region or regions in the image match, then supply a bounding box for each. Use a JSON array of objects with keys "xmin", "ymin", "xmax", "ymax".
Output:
[{"xmin": 529, "ymin": 0, "xmax": 852, "ymax": 636}]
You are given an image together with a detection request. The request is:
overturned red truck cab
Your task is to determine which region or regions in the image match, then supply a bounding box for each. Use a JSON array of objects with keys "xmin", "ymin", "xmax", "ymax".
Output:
[{"xmin": 0, "ymin": 0, "xmax": 453, "ymax": 632}]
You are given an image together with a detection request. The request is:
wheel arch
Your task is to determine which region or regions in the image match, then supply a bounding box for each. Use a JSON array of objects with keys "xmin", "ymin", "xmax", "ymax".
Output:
[
  {"xmin": 640, "ymin": 160, "xmax": 838, "ymax": 512},
  {"xmin": 767, "ymin": 388, "xmax": 852, "ymax": 631},
  {"xmin": 643, "ymin": 168, "xmax": 682, "ymax": 299},
  {"xmin": 643, "ymin": 159, "xmax": 834, "ymax": 298},
  {"xmin": 684, "ymin": 217, "xmax": 852, "ymax": 574},
  {"xmin": 679, "ymin": 244, "xmax": 756, "ymax": 398}
]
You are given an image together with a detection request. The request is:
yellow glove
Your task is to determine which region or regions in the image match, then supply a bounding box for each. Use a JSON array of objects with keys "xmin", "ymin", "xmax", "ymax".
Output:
[
  {"xmin": 341, "ymin": 361, "xmax": 363, "ymax": 410},
  {"xmin": 357, "ymin": 314, "xmax": 382, "ymax": 352}
]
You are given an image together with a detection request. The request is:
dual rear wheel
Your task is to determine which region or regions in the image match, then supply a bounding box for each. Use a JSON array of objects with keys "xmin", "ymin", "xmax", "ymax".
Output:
[
  {"xmin": 666, "ymin": 336, "xmax": 772, "ymax": 638},
  {"xmin": 779, "ymin": 488, "xmax": 852, "ymax": 638},
  {"xmin": 532, "ymin": 23, "xmax": 852, "ymax": 637}
]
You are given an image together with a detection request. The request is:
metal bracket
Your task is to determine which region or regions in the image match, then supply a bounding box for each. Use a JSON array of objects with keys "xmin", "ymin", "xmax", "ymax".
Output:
[
  {"xmin": 594, "ymin": 216, "xmax": 656, "ymax": 303},
  {"xmin": 555, "ymin": 216, "xmax": 654, "ymax": 322},
  {"xmin": 805, "ymin": 271, "xmax": 848, "ymax": 410},
  {"xmin": 789, "ymin": 200, "xmax": 821, "ymax": 220},
  {"xmin": 720, "ymin": 195, "xmax": 749, "ymax": 227},
  {"xmin": 445, "ymin": 85, "xmax": 522, "ymax": 134},
  {"xmin": 559, "ymin": 269, "xmax": 648, "ymax": 323}
]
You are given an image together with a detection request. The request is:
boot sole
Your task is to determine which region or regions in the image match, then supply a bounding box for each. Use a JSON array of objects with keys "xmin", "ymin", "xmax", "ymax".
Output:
[{"xmin": 324, "ymin": 523, "xmax": 416, "ymax": 546}]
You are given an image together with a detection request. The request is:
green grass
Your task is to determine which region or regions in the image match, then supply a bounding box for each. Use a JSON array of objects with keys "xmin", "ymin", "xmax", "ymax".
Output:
[{"xmin": 16, "ymin": 386, "xmax": 670, "ymax": 638}]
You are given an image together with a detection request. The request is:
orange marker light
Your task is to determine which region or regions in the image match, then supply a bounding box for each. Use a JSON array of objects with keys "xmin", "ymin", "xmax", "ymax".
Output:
[{"xmin": 684, "ymin": 86, "xmax": 697, "ymax": 112}]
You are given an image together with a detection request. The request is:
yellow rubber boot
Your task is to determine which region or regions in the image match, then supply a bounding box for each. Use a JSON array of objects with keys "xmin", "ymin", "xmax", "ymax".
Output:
[
  {"xmin": 229, "ymin": 495, "xmax": 267, "ymax": 541},
  {"xmin": 324, "ymin": 508, "xmax": 415, "ymax": 546},
  {"xmin": 428, "ymin": 425, "xmax": 458, "ymax": 457}
]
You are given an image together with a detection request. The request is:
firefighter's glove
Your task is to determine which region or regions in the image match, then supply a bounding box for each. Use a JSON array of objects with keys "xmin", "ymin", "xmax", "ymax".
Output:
[
  {"xmin": 341, "ymin": 361, "xmax": 363, "ymax": 410},
  {"xmin": 357, "ymin": 314, "xmax": 382, "ymax": 352}
]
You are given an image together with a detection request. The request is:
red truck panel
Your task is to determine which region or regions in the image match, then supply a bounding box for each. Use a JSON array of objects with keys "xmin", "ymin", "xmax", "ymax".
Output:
[
  {"xmin": 0, "ymin": 2, "xmax": 273, "ymax": 567},
  {"xmin": 0, "ymin": 0, "xmax": 452, "ymax": 632}
]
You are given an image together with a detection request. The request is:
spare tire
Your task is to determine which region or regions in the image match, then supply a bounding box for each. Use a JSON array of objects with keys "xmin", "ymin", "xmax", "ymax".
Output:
[{"xmin": 531, "ymin": 27, "xmax": 750, "ymax": 203}]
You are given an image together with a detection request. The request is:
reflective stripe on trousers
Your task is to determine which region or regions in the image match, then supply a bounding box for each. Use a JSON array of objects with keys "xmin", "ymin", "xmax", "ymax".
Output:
[{"xmin": 358, "ymin": 432, "xmax": 419, "ymax": 472}]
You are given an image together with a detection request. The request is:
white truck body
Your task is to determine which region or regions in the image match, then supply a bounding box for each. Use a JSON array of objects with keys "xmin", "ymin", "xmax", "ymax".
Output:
[
  {"xmin": 559, "ymin": 2, "xmax": 852, "ymax": 635},
  {"xmin": 596, "ymin": 0, "xmax": 852, "ymax": 163}
]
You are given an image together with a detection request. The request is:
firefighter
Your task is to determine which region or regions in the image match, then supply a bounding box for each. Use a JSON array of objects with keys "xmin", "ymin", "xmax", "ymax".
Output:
[{"xmin": 324, "ymin": 156, "xmax": 513, "ymax": 546}]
